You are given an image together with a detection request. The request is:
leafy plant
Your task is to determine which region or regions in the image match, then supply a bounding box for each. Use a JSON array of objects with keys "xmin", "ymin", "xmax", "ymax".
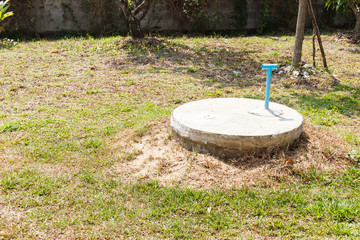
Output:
[
  {"xmin": 0, "ymin": 0, "xmax": 12, "ymax": 21},
  {"xmin": 325, "ymin": 0, "xmax": 360, "ymax": 34},
  {"xmin": 346, "ymin": 150, "xmax": 360, "ymax": 166},
  {"xmin": 0, "ymin": 0, "xmax": 13, "ymax": 33},
  {"xmin": 168, "ymin": 0, "xmax": 216, "ymax": 30}
]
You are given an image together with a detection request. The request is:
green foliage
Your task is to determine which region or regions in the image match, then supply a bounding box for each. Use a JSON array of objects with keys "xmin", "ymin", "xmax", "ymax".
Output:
[
  {"xmin": 0, "ymin": 37, "xmax": 17, "ymax": 48},
  {"xmin": 0, "ymin": 0, "xmax": 13, "ymax": 22},
  {"xmin": 346, "ymin": 150, "xmax": 360, "ymax": 167},
  {"xmin": 0, "ymin": 0, "xmax": 13, "ymax": 33},
  {"xmin": 5, "ymin": 0, "xmax": 34, "ymax": 34},
  {"xmin": 325, "ymin": 0, "xmax": 360, "ymax": 34},
  {"xmin": 182, "ymin": 0, "xmax": 207, "ymax": 21},
  {"xmin": 325, "ymin": 0, "xmax": 359, "ymax": 11},
  {"xmin": 169, "ymin": 0, "xmax": 217, "ymax": 30},
  {"xmin": 257, "ymin": 0, "xmax": 272, "ymax": 33}
]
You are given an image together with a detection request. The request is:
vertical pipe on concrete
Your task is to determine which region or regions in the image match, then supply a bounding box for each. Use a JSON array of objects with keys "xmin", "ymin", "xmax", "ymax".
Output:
[{"xmin": 262, "ymin": 64, "xmax": 278, "ymax": 109}]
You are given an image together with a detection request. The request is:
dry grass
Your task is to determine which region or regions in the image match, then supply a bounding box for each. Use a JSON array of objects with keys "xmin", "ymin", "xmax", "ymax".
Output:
[
  {"xmin": 114, "ymin": 118, "xmax": 350, "ymax": 190},
  {"xmin": 0, "ymin": 33, "xmax": 358, "ymax": 238}
]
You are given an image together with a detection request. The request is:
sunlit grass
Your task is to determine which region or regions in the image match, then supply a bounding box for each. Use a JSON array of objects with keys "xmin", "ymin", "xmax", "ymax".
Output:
[{"xmin": 0, "ymin": 33, "xmax": 359, "ymax": 238}]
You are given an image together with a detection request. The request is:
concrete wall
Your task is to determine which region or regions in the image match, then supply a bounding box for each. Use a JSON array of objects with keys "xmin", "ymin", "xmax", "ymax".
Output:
[
  {"xmin": 8, "ymin": 0, "xmax": 356, "ymax": 34},
  {"xmin": 142, "ymin": 0, "xmax": 250, "ymax": 31},
  {"xmin": 32, "ymin": 0, "xmax": 90, "ymax": 32}
]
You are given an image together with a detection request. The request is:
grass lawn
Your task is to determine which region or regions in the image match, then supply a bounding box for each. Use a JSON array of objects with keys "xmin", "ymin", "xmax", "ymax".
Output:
[{"xmin": 0, "ymin": 33, "xmax": 359, "ymax": 239}]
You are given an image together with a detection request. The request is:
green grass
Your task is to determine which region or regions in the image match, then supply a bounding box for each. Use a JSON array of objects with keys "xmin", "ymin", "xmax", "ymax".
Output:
[
  {"xmin": 0, "ymin": 33, "xmax": 359, "ymax": 239},
  {"xmin": 1, "ymin": 167, "xmax": 359, "ymax": 238}
]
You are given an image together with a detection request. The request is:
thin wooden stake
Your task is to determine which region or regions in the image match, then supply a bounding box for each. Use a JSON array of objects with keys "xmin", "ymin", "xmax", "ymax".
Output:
[
  {"xmin": 312, "ymin": 27, "xmax": 316, "ymax": 67},
  {"xmin": 307, "ymin": 0, "xmax": 328, "ymax": 70}
]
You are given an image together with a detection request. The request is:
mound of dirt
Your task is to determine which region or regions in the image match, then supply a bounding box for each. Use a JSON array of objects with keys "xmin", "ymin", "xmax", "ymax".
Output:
[{"xmin": 113, "ymin": 118, "xmax": 350, "ymax": 189}]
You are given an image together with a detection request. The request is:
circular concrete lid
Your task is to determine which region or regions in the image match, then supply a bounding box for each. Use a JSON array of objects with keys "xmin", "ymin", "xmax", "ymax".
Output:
[{"xmin": 171, "ymin": 98, "xmax": 303, "ymax": 157}]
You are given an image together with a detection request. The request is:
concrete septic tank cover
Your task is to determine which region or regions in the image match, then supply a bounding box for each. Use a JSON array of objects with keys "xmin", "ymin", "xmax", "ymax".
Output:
[{"xmin": 171, "ymin": 98, "xmax": 303, "ymax": 158}]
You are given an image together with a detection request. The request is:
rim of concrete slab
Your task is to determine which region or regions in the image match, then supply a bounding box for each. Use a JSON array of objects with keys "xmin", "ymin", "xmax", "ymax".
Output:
[{"xmin": 170, "ymin": 98, "xmax": 303, "ymax": 158}]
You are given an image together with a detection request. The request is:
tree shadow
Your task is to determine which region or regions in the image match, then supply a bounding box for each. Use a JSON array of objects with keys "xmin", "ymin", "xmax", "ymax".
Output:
[
  {"xmin": 111, "ymin": 36, "xmax": 359, "ymax": 117},
  {"xmin": 214, "ymin": 131, "xmax": 310, "ymax": 171},
  {"xmin": 292, "ymin": 84, "xmax": 360, "ymax": 117},
  {"xmin": 180, "ymin": 122, "xmax": 348, "ymax": 183},
  {"xmin": 112, "ymin": 37, "xmax": 292, "ymax": 88}
]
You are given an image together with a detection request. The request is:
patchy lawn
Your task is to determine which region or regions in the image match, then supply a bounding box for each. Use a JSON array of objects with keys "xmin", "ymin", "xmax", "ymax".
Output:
[{"xmin": 0, "ymin": 33, "xmax": 359, "ymax": 239}]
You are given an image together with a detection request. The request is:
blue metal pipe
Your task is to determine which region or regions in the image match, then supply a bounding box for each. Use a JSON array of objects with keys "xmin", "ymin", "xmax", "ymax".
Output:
[{"xmin": 262, "ymin": 64, "xmax": 278, "ymax": 109}]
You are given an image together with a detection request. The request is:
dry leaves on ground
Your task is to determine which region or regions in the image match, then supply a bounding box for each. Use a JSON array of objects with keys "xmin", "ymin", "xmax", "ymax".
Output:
[{"xmin": 113, "ymin": 118, "xmax": 350, "ymax": 190}]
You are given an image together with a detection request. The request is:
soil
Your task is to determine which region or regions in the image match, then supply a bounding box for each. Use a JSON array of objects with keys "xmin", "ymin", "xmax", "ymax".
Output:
[{"xmin": 113, "ymin": 118, "xmax": 350, "ymax": 190}]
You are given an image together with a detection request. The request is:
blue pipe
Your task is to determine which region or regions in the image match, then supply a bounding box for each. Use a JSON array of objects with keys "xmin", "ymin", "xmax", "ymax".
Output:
[{"xmin": 262, "ymin": 64, "xmax": 278, "ymax": 109}]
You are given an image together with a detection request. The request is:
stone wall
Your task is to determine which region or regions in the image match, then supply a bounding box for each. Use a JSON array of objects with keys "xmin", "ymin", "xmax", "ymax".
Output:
[{"xmin": 8, "ymin": 0, "xmax": 355, "ymax": 34}]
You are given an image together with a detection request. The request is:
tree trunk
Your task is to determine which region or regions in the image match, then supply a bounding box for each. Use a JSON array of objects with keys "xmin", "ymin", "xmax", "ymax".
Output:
[
  {"xmin": 292, "ymin": 0, "xmax": 308, "ymax": 68},
  {"xmin": 129, "ymin": 17, "xmax": 144, "ymax": 39},
  {"xmin": 348, "ymin": 1, "xmax": 360, "ymax": 35},
  {"xmin": 119, "ymin": 0, "xmax": 149, "ymax": 39},
  {"xmin": 312, "ymin": 27, "xmax": 316, "ymax": 67},
  {"xmin": 354, "ymin": 10, "xmax": 360, "ymax": 35}
]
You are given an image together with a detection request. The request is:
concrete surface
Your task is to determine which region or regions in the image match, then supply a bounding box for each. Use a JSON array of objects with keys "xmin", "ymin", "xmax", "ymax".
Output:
[
  {"xmin": 171, "ymin": 98, "xmax": 303, "ymax": 158},
  {"xmin": 12, "ymin": 0, "xmax": 348, "ymax": 33}
]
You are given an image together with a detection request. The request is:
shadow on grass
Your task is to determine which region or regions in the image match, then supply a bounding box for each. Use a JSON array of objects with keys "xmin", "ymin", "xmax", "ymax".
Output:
[
  {"xmin": 218, "ymin": 131, "xmax": 310, "ymax": 170},
  {"xmin": 203, "ymin": 122, "xmax": 349, "ymax": 184},
  {"xmin": 112, "ymin": 37, "xmax": 291, "ymax": 88},
  {"xmin": 293, "ymin": 84, "xmax": 360, "ymax": 117}
]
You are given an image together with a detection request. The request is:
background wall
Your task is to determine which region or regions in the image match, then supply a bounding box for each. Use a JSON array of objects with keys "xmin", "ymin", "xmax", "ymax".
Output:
[{"xmin": 7, "ymin": 0, "xmax": 355, "ymax": 34}]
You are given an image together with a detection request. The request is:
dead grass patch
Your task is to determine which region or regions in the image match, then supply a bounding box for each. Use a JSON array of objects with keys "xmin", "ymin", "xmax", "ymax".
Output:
[
  {"xmin": 34, "ymin": 163, "xmax": 80, "ymax": 177},
  {"xmin": 0, "ymin": 147, "xmax": 25, "ymax": 174},
  {"xmin": 113, "ymin": 118, "xmax": 350, "ymax": 189},
  {"xmin": 0, "ymin": 204, "xmax": 26, "ymax": 238}
]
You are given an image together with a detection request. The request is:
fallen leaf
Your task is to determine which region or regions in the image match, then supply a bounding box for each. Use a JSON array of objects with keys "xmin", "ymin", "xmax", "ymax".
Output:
[{"xmin": 286, "ymin": 158, "xmax": 295, "ymax": 165}]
